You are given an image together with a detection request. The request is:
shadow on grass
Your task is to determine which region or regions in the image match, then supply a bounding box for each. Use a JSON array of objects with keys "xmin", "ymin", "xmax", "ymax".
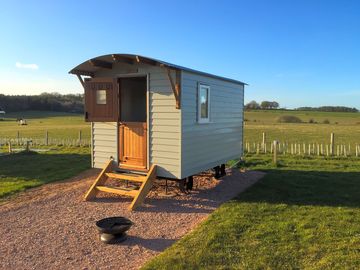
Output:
[{"xmin": 235, "ymin": 169, "xmax": 360, "ymax": 208}]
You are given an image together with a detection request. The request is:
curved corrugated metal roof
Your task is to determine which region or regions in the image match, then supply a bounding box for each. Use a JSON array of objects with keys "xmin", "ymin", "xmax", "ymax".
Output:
[{"xmin": 69, "ymin": 54, "xmax": 247, "ymax": 85}]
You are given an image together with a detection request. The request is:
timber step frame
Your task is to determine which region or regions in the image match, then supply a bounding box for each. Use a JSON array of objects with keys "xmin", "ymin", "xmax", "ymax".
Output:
[{"xmin": 84, "ymin": 159, "xmax": 157, "ymax": 210}]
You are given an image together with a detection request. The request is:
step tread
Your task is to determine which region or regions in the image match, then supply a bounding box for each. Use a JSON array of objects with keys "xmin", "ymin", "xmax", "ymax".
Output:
[
  {"xmin": 96, "ymin": 185, "xmax": 139, "ymax": 197},
  {"xmin": 105, "ymin": 172, "xmax": 146, "ymax": 182},
  {"xmin": 118, "ymin": 165, "xmax": 148, "ymax": 173},
  {"xmin": 115, "ymin": 168, "xmax": 148, "ymax": 175},
  {"xmin": 108, "ymin": 185, "xmax": 140, "ymax": 191}
]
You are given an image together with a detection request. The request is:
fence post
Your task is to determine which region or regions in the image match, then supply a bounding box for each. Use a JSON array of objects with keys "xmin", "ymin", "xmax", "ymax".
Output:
[
  {"xmin": 79, "ymin": 130, "xmax": 82, "ymax": 146},
  {"xmin": 45, "ymin": 130, "xmax": 49, "ymax": 146},
  {"xmin": 8, "ymin": 141, "xmax": 12, "ymax": 153},
  {"xmin": 262, "ymin": 132, "xmax": 266, "ymax": 151},
  {"xmin": 330, "ymin": 133, "xmax": 335, "ymax": 156},
  {"xmin": 303, "ymin": 143, "xmax": 306, "ymax": 155},
  {"xmin": 273, "ymin": 140, "xmax": 278, "ymax": 165},
  {"xmin": 326, "ymin": 144, "xmax": 329, "ymax": 156},
  {"xmin": 321, "ymin": 144, "xmax": 323, "ymax": 156},
  {"xmin": 25, "ymin": 140, "xmax": 30, "ymax": 152}
]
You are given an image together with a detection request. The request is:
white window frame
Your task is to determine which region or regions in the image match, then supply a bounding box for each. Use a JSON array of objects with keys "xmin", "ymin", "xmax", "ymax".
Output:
[{"xmin": 197, "ymin": 83, "xmax": 210, "ymax": 123}]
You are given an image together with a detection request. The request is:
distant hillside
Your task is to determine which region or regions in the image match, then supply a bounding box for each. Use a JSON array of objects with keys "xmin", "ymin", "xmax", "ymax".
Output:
[
  {"xmin": 295, "ymin": 106, "xmax": 358, "ymax": 113},
  {"xmin": 0, "ymin": 93, "xmax": 84, "ymax": 113}
]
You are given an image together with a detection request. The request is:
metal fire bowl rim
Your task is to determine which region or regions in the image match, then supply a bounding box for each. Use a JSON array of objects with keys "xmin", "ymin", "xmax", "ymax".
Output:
[{"xmin": 96, "ymin": 216, "xmax": 133, "ymax": 234}]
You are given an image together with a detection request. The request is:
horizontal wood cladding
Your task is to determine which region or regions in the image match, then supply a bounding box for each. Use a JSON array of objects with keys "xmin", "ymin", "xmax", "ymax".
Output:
[
  {"xmin": 143, "ymin": 66, "xmax": 181, "ymax": 178},
  {"xmin": 150, "ymin": 131, "xmax": 180, "ymax": 139},
  {"xmin": 151, "ymin": 112, "xmax": 179, "ymax": 119},
  {"xmin": 91, "ymin": 64, "xmax": 181, "ymax": 178},
  {"xmin": 92, "ymin": 122, "xmax": 117, "ymax": 168},
  {"xmin": 180, "ymin": 71, "xmax": 244, "ymax": 178}
]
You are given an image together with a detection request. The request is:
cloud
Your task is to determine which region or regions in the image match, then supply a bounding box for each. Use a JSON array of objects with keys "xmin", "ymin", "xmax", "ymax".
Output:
[{"xmin": 15, "ymin": 62, "xmax": 39, "ymax": 70}]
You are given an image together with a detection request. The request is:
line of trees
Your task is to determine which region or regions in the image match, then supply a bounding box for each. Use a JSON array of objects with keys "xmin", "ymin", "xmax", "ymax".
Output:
[
  {"xmin": 0, "ymin": 92, "xmax": 84, "ymax": 113},
  {"xmin": 245, "ymin": 101, "xmax": 358, "ymax": 113},
  {"xmin": 245, "ymin": 100, "xmax": 280, "ymax": 110},
  {"xmin": 295, "ymin": 106, "xmax": 358, "ymax": 113}
]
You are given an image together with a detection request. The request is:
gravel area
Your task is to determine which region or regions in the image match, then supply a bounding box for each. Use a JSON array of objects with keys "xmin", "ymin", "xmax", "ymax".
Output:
[{"xmin": 0, "ymin": 168, "xmax": 265, "ymax": 270}]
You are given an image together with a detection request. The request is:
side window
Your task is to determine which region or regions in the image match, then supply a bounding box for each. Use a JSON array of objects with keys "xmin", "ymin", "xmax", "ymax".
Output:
[
  {"xmin": 197, "ymin": 84, "xmax": 210, "ymax": 123},
  {"xmin": 96, "ymin": 90, "xmax": 107, "ymax": 104}
]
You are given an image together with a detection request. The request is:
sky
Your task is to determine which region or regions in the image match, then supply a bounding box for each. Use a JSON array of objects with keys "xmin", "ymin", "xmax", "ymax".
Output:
[{"xmin": 0, "ymin": 0, "xmax": 359, "ymax": 109}]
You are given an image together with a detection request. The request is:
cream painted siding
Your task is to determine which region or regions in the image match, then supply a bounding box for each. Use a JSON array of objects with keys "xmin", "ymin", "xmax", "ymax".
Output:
[
  {"xmin": 92, "ymin": 122, "xmax": 117, "ymax": 168},
  {"xmin": 181, "ymin": 71, "xmax": 244, "ymax": 178},
  {"xmin": 93, "ymin": 63, "xmax": 181, "ymax": 178},
  {"xmin": 89, "ymin": 62, "xmax": 242, "ymax": 179},
  {"xmin": 141, "ymin": 66, "xmax": 181, "ymax": 179}
]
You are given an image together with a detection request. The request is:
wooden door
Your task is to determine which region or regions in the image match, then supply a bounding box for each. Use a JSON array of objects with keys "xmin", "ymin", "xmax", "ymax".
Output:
[
  {"xmin": 119, "ymin": 122, "xmax": 147, "ymax": 168},
  {"xmin": 84, "ymin": 78, "xmax": 119, "ymax": 122}
]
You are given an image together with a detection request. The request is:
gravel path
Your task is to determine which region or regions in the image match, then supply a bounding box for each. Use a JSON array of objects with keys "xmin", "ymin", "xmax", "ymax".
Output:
[{"xmin": 0, "ymin": 168, "xmax": 265, "ymax": 270}]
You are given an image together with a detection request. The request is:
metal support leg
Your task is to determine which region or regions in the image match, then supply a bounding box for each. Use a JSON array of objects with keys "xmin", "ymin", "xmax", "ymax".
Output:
[
  {"xmin": 178, "ymin": 178, "xmax": 186, "ymax": 193},
  {"xmin": 186, "ymin": 176, "xmax": 193, "ymax": 191},
  {"xmin": 165, "ymin": 179, "xmax": 168, "ymax": 195},
  {"xmin": 214, "ymin": 166, "xmax": 221, "ymax": 179},
  {"xmin": 220, "ymin": 164, "xmax": 226, "ymax": 176}
]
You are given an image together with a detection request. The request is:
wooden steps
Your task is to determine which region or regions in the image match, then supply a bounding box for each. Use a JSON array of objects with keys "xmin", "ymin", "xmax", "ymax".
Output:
[{"xmin": 84, "ymin": 159, "xmax": 157, "ymax": 210}]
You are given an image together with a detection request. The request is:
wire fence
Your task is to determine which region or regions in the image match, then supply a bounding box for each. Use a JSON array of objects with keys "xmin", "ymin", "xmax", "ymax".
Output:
[
  {"xmin": 0, "ymin": 130, "xmax": 91, "ymax": 149},
  {"xmin": 244, "ymin": 132, "xmax": 360, "ymax": 158},
  {"xmin": 244, "ymin": 141, "xmax": 360, "ymax": 157}
]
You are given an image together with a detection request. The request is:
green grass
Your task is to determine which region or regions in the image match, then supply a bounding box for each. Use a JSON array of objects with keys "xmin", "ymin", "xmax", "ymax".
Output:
[
  {"xmin": 0, "ymin": 147, "xmax": 90, "ymax": 199},
  {"xmin": 0, "ymin": 111, "xmax": 90, "ymax": 200},
  {"xmin": 1, "ymin": 109, "xmax": 359, "ymax": 145},
  {"xmin": 143, "ymin": 155, "xmax": 360, "ymax": 269},
  {"xmin": 0, "ymin": 110, "xmax": 90, "ymax": 140},
  {"xmin": 244, "ymin": 110, "xmax": 360, "ymax": 144}
]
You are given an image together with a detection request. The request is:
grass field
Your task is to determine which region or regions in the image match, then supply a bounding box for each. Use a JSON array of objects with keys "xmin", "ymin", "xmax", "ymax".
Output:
[
  {"xmin": 143, "ymin": 155, "xmax": 360, "ymax": 269},
  {"xmin": 1, "ymin": 110, "xmax": 359, "ymax": 146},
  {"xmin": 0, "ymin": 110, "xmax": 359, "ymax": 145},
  {"xmin": 244, "ymin": 110, "xmax": 360, "ymax": 145},
  {"xmin": 0, "ymin": 147, "xmax": 90, "ymax": 199},
  {"xmin": 0, "ymin": 111, "xmax": 90, "ymax": 140},
  {"xmin": 0, "ymin": 111, "xmax": 89, "ymax": 200},
  {"xmin": 1, "ymin": 110, "xmax": 359, "ymax": 268}
]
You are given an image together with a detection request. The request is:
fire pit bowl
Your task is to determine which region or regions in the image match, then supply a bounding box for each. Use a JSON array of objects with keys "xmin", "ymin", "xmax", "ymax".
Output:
[{"xmin": 96, "ymin": 217, "xmax": 133, "ymax": 244}]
